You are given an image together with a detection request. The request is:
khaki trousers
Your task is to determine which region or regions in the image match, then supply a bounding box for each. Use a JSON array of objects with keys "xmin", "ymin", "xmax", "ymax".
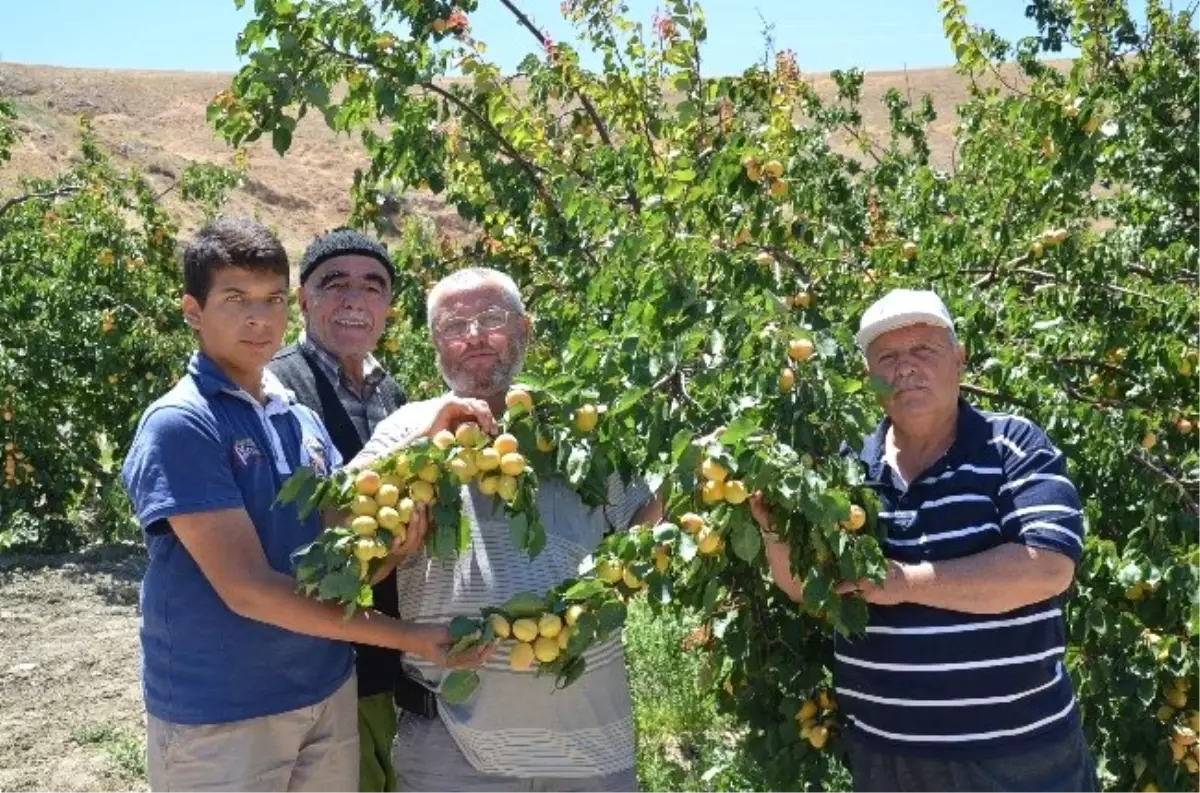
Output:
[{"xmin": 146, "ymin": 674, "xmax": 358, "ymax": 792}]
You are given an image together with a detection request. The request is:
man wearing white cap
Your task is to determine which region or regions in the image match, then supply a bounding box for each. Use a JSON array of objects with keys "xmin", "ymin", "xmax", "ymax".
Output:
[{"xmin": 750, "ymin": 289, "xmax": 1097, "ymax": 791}]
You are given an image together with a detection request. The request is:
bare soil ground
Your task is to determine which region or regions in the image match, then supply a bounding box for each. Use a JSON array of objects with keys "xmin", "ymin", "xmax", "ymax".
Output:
[
  {"xmin": 0, "ymin": 59, "xmax": 1062, "ymax": 256},
  {"xmin": 0, "ymin": 546, "xmax": 149, "ymax": 792}
]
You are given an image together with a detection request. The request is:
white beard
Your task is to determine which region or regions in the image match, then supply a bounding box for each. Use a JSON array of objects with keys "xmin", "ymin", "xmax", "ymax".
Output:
[{"xmin": 438, "ymin": 345, "xmax": 527, "ymax": 399}]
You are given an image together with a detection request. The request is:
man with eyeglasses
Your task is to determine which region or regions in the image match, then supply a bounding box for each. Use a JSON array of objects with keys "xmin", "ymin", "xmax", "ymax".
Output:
[
  {"xmin": 268, "ymin": 227, "xmax": 423, "ymax": 793},
  {"xmin": 349, "ymin": 267, "xmax": 663, "ymax": 792}
]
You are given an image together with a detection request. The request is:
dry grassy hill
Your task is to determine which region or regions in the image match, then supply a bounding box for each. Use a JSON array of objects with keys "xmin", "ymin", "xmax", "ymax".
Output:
[{"xmin": 0, "ymin": 59, "xmax": 1055, "ymax": 253}]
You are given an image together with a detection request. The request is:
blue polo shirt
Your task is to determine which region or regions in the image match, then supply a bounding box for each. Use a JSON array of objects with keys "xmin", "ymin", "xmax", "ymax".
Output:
[
  {"xmin": 121, "ymin": 351, "xmax": 353, "ymax": 725},
  {"xmin": 838, "ymin": 399, "xmax": 1085, "ymax": 758}
]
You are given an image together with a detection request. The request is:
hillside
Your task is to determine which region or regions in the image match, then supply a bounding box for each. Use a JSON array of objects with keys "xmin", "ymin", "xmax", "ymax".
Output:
[
  {"xmin": 0, "ymin": 59, "xmax": 1051, "ymax": 253},
  {"xmin": 0, "ymin": 58, "xmax": 998, "ymax": 250}
]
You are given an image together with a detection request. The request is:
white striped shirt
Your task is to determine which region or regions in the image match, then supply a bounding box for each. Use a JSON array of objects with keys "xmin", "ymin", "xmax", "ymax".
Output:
[{"xmin": 392, "ymin": 399, "xmax": 651, "ymax": 777}]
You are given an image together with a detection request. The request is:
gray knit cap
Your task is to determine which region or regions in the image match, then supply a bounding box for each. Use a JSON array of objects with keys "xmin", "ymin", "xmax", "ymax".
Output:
[{"xmin": 298, "ymin": 227, "xmax": 396, "ymax": 285}]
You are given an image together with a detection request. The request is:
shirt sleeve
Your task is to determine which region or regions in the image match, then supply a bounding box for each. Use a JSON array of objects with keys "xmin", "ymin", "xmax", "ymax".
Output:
[
  {"xmin": 996, "ymin": 424, "xmax": 1085, "ymax": 563},
  {"xmin": 602, "ymin": 472, "xmax": 654, "ymax": 532},
  {"xmin": 344, "ymin": 398, "xmax": 442, "ymax": 471},
  {"xmin": 121, "ymin": 405, "xmax": 245, "ymax": 530}
]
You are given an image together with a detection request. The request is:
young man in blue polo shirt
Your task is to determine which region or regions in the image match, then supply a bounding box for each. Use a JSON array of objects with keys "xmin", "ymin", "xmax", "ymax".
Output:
[
  {"xmin": 121, "ymin": 217, "xmax": 492, "ymax": 792},
  {"xmin": 751, "ymin": 289, "xmax": 1097, "ymax": 792}
]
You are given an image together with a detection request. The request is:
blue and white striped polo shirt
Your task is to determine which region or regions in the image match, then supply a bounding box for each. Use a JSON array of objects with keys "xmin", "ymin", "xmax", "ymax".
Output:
[{"xmin": 838, "ymin": 399, "xmax": 1084, "ymax": 758}]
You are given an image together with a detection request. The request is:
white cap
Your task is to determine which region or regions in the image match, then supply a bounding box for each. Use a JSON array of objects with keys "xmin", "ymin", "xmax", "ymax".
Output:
[{"xmin": 855, "ymin": 289, "xmax": 955, "ymax": 352}]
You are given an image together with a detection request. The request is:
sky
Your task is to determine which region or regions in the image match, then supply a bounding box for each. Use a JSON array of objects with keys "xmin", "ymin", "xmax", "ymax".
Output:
[{"xmin": 0, "ymin": 0, "xmax": 1158, "ymax": 77}]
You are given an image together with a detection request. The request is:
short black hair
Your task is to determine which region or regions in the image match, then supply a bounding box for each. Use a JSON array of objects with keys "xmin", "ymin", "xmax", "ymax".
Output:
[{"xmin": 182, "ymin": 217, "xmax": 289, "ymax": 305}]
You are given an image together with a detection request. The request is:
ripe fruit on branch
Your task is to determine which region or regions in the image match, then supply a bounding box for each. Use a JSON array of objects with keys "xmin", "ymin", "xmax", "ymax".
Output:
[
  {"xmin": 505, "ymin": 388, "xmax": 533, "ymax": 415},
  {"xmin": 788, "ymin": 338, "xmax": 815, "ymax": 362},
  {"xmin": 700, "ymin": 458, "xmax": 728, "ymax": 482},
  {"xmin": 355, "ymin": 469, "xmax": 381, "ymax": 496},
  {"xmin": 352, "ymin": 494, "xmax": 378, "ymax": 516},
  {"xmin": 742, "ymin": 156, "xmax": 762, "ymax": 182},
  {"xmin": 574, "ymin": 404, "xmax": 599, "ymax": 433},
  {"xmin": 500, "ymin": 453, "xmax": 527, "ymax": 476},
  {"xmin": 841, "ymin": 505, "xmax": 867, "ymax": 532},
  {"xmin": 679, "ymin": 513, "xmax": 705, "ymax": 535},
  {"xmin": 509, "ymin": 641, "xmax": 536, "ymax": 671},
  {"xmin": 701, "ymin": 479, "xmax": 725, "ymax": 505},
  {"xmin": 512, "ymin": 618, "xmax": 539, "ymax": 643},
  {"xmin": 490, "ymin": 613, "xmax": 511, "ymax": 639},
  {"xmin": 351, "ymin": 515, "xmax": 378, "ymax": 536},
  {"xmin": 455, "ymin": 421, "xmax": 486, "ymax": 448},
  {"xmin": 697, "ymin": 528, "xmax": 723, "ymax": 555}
]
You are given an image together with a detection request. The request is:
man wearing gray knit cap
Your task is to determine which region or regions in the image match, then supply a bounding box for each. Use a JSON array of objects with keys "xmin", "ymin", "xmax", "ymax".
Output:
[{"xmin": 269, "ymin": 227, "xmax": 411, "ymax": 792}]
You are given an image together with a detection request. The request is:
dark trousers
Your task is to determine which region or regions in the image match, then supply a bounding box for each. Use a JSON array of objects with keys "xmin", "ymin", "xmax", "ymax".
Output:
[{"xmin": 845, "ymin": 725, "xmax": 1099, "ymax": 792}]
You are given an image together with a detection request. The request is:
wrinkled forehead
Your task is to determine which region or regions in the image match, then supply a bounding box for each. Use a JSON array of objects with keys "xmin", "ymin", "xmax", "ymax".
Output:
[
  {"xmin": 433, "ymin": 283, "xmax": 511, "ymax": 320},
  {"xmin": 867, "ymin": 322, "xmax": 952, "ymax": 357}
]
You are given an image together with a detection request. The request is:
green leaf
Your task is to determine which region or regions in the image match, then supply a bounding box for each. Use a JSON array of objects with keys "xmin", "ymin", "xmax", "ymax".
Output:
[
  {"xmin": 439, "ymin": 670, "xmax": 480, "ymax": 705},
  {"xmin": 508, "ymin": 512, "xmax": 531, "ymax": 553},
  {"xmin": 671, "ymin": 430, "xmax": 695, "ymax": 462},
  {"xmin": 597, "ymin": 600, "xmax": 627, "ymax": 634},
  {"xmin": 802, "ymin": 568, "xmax": 831, "ymax": 613},
  {"xmin": 275, "ymin": 466, "xmax": 315, "ymax": 506},
  {"xmin": 272, "ymin": 125, "xmax": 293, "ymax": 156},
  {"xmin": 564, "ymin": 578, "xmax": 607, "ymax": 601},
  {"xmin": 449, "ymin": 615, "xmax": 480, "ymax": 641},
  {"xmin": 317, "ymin": 567, "xmax": 360, "ymax": 604},
  {"xmin": 304, "ymin": 80, "xmax": 330, "ymax": 107},
  {"xmin": 730, "ymin": 518, "xmax": 762, "ymax": 563},
  {"xmin": 569, "ymin": 612, "xmax": 599, "ymax": 653},
  {"xmin": 526, "ymin": 516, "xmax": 547, "ymax": 558},
  {"xmin": 702, "ymin": 578, "xmax": 721, "ymax": 612},
  {"xmin": 720, "ymin": 416, "xmax": 758, "ymax": 446},
  {"xmin": 556, "ymin": 655, "xmax": 587, "ymax": 689},
  {"xmin": 502, "ymin": 591, "xmax": 546, "ymax": 619}
]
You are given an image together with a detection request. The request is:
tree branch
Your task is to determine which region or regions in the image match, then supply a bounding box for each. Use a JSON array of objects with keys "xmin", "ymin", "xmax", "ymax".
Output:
[
  {"xmin": 1055, "ymin": 356, "xmax": 1139, "ymax": 380},
  {"xmin": 0, "ymin": 186, "xmax": 82, "ymax": 221},
  {"xmin": 498, "ymin": 0, "xmax": 645, "ymax": 214},
  {"xmin": 972, "ymin": 251, "xmax": 1031, "ymax": 289},
  {"xmin": 496, "ymin": 0, "xmax": 611, "ymax": 151},
  {"xmin": 960, "ymin": 383, "xmax": 1036, "ymax": 411},
  {"xmin": 1104, "ymin": 283, "xmax": 1170, "ymax": 306},
  {"xmin": 1126, "ymin": 448, "xmax": 1199, "ymax": 515},
  {"xmin": 1050, "ymin": 361, "xmax": 1122, "ymax": 409}
]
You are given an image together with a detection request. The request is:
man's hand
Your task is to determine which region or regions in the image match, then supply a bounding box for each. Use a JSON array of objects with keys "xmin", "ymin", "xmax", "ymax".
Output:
[
  {"xmin": 368, "ymin": 505, "xmax": 431, "ymax": 585},
  {"xmin": 750, "ymin": 492, "xmax": 807, "ymax": 603},
  {"xmin": 390, "ymin": 504, "xmax": 429, "ymax": 558},
  {"xmin": 404, "ymin": 623, "xmax": 495, "ymax": 669},
  {"xmin": 348, "ymin": 396, "xmax": 498, "ymax": 471},
  {"xmin": 749, "ymin": 492, "xmax": 781, "ymax": 544},
  {"xmin": 835, "ymin": 560, "xmax": 914, "ymax": 607},
  {"xmin": 424, "ymin": 395, "xmax": 497, "ymax": 438}
]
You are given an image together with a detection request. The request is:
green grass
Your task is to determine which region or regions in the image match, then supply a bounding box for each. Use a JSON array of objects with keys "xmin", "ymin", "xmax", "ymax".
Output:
[
  {"xmin": 624, "ymin": 599, "xmax": 757, "ymax": 792},
  {"xmin": 72, "ymin": 722, "xmax": 147, "ymax": 781}
]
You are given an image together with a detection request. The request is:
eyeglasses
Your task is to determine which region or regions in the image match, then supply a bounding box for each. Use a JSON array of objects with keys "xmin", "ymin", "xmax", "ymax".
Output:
[{"xmin": 436, "ymin": 307, "xmax": 515, "ymax": 340}]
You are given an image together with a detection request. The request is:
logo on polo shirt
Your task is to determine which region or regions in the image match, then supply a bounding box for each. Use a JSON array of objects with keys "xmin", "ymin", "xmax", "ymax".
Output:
[{"xmin": 232, "ymin": 437, "xmax": 264, "ymax": 468}]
